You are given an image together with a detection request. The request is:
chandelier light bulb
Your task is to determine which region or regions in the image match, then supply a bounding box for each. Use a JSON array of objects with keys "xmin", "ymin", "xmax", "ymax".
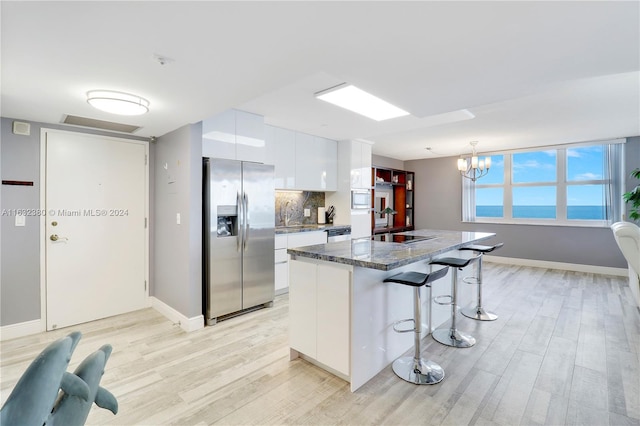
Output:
[{"xmin": 458, "ymin": 141, "xmax": 491, "ymax": 182}]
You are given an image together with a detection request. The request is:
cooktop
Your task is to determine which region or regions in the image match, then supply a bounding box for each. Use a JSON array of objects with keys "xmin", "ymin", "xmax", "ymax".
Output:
[{"xmin": 371, "ymin": 234, "xmax": 436, "ymax": 244}]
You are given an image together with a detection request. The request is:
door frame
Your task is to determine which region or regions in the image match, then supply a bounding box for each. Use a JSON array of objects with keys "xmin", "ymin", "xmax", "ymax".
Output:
[{"xmin": 39, "ymin": 128, "xmax": 150, "ymax": 330}]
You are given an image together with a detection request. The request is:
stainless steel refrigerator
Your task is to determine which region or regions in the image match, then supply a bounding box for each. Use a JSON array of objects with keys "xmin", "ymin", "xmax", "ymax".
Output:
[{"xmin": 203, "ymin": 158, "xmax": 275, "ymax": 325}]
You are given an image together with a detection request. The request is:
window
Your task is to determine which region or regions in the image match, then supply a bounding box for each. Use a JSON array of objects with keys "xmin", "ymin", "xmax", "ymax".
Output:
[{"xmin": 465, "ymin": 140, "xmax": 624, "ymax": 226}]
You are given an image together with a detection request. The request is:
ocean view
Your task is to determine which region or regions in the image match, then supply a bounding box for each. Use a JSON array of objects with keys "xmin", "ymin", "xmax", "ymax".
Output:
[{"xmin": 477, "ymin": 205, "xmax": 605, "ymax": 220}]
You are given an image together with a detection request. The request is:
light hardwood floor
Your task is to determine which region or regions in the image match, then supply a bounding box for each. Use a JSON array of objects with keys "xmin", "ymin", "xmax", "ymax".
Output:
[{"xmin": 1, "ymin": 263, "xmax": 639, "ymax": 425}]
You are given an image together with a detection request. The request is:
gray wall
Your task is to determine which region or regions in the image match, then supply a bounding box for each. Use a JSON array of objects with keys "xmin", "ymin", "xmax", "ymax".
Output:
[
  {"xmin": 1, "ymin": 118, "xmax": 42, "ymax": 325},
  {"xmin": 0, "ymin": 117, "xmax": 147, "ymax": 327},
  {"xmin": 372, "ymin": 154, "xmax": 405, "ymax": 170},
  {"xmin": 153, "ymin": 123, "xmax": 202, "ymax": 318},
  {"xmin": 406, "ymin": 136, "xmax": 640, "ymax": 269}
]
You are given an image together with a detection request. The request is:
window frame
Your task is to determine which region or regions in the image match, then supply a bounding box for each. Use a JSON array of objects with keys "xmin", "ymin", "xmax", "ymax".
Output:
[{"xmin": 464, "ymin": 140, "xmax": 624, "ymax": 227}]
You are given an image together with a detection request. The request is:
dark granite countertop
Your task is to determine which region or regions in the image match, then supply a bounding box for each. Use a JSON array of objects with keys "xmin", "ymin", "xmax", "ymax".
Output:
[
  {"xmin": 275, "ymin": 224, "xmax": 351, "ymax": 235},
  {"xmin": 287, "ymin": 229, "xmax": 495, "ymax": 271}
]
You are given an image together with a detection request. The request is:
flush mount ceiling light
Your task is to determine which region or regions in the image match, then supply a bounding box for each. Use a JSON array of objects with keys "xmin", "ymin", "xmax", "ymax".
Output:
[
  {"xmin": 87, "ymin": 90, "xmax": 150, "ymax": 115},
  {"xmin": 315, "ymin": 83, "xmax": 410, "ymax": 121}
]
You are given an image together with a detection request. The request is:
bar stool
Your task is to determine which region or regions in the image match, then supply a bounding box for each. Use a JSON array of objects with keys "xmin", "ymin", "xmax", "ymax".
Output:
[
  {"xmin": 429, "ymin": 256, "xmax": 480, "ymax": 348},
  {"xmin": 459, "ymin": 243, "xmax": 503, "ymax": 321},
  {"xmin": 383, "ymin": 267, "xmax": 448, "ymax": 385}
]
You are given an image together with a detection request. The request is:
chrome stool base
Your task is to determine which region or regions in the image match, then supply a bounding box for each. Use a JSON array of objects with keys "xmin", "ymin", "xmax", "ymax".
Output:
[
  {"xmin": 432, "ymin": 328, "xmax": 476, "ymax": 348},
  {"xmin": 459, "ymin": 243, "xmax": 503, "ymax": 322},
  {"xmin": 461, "ymin": 306, "xmax": 498, "ymax": 321},
  {"xmin": 383, "ymin": 267, "xmax": 449, "ymax": 386},
  {"xmin": 392, "ymin": 357, "xmax": 445, "ymax": 385}
]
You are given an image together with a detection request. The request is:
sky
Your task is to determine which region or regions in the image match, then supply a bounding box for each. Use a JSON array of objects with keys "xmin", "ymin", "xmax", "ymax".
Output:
[{"xmin": 476, "ymin": 146, "xmax": 605, "ymax": 206}]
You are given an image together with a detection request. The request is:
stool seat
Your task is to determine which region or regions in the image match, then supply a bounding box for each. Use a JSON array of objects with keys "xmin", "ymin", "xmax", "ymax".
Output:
[
  {"xmin": 382, "ymin": 267, "xmax": 447, "ymax": 385},
  {"xmin": 459, "ymin": 242, "xmax": 504, "ymax": 254},
  {"xmin": 384, "ymin": 268, "xmax": 448, "ymax": 287},
  {"xmin": 430, "ymin": 256, "xmax": 476, "ymax": 269}
]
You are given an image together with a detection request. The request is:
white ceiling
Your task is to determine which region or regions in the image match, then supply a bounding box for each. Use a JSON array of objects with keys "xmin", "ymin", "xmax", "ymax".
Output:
[{"xmin": 2, "ymin": 1, "xmax": 639, "ymax": 161}]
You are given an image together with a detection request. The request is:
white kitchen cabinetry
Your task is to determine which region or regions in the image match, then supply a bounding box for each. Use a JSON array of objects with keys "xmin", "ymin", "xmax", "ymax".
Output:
[
  {"xmin": 267, "ymin": 125, "xmax": 337, "ymax": 191},
  {"xmin": 272, "ymin": 126, "xmax": 296, "ymax": 189},
  {"xmin": 264, "ymin": 124, "xmax": 276, "ymax": 167},
  {"xmin": 294, "ymin": 134, "xmax": 337, "ymax": 191},
  {"xmin": 202, "ymin": 109, "xmax": 236, "ymax": 160},
  {"xmin": 202, "ymin": 109, "xmax": 265, "ymax": 163},
  {"xmin": 318, "ymin": 136, "xmax": 338, "ymax": 191},
  {"xmin": 274, "ymin": 231, "xmax": 327, "ymax": 293},
  {"xmin": 289, "ymin": 260, "xmax": 317, "ymax": 357},
  {"xmin": 350, "ymin": 140, "xmax": 372, "ymax": 189},
  {"xmin": 350, "ymin": 210, "xmax": 371, "ymax": 240},
  {"xmin": 287, "ymin": 231, "xmax": 327, "ymax": 249},
  {"xmin": 274, "ymin": 235, "xmax": 288, "ymax": 294},
  {"xmin": 235, "ymin": 110, "xmax": 265, "ymax": 163},
  {"xmin": 289, "ymin": 258, "xmax": 350, "ymax": 376},
  {"xmin": 294, "ymin": 132, "xmax": 316, "ymax": 190},
  {"xmin": 325, "ymin": 139, "xmax": 373, "ymax": 238},
  {"xmin": 316, "ymin": 264, "xmax": 350, "ymax": 375}
]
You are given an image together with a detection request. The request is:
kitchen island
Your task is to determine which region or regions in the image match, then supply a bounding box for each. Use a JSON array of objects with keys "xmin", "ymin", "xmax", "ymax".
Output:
[{"xmin": 287, "ymin": 229, "xmax": 495, "ymax": 391}]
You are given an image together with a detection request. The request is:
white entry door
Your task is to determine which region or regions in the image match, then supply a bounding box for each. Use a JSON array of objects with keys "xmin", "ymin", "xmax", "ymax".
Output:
[{"xmin": 44, "ymin": 130, "xmax": 148, "ymax": 330}]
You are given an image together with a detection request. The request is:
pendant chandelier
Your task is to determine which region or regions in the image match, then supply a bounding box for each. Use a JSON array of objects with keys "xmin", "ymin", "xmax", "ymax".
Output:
[{"xmin": 457, "ymin": 141, "xmax": 491, "ymax": 181}]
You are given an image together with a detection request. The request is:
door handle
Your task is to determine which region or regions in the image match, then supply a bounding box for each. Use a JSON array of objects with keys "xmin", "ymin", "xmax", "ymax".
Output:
[
  {"xmin": 236, "ymin": 191, "xmax": 242, "ymax": 252},
  {"xmin": 243, "ymin": 192, "xmax": 249, "ymax": 250},
  {"xmin": 50, "ymin": 234, "xmax": 69, "ymax": 242}
]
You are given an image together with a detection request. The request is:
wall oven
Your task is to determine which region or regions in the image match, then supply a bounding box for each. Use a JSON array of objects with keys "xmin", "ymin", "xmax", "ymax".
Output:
[{"xmin": 351, "ymin": 189, "xmax": 371, "ymax": 210}]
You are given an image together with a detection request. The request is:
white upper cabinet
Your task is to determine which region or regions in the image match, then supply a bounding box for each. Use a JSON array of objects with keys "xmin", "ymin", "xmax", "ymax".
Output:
[
  {"xmin": 202, "ymin": 109, "xmax": 265, "ymax": 163},
  {"xmin": 293, "ymin": 133, "xmax": 338, "ymax": 191},
  {"xmin": 317, "ymin": 136, "xmax": 337, "ymax": 191},
  {"xmin": 274, "ymin": 126, "xmax": 296, "ymax": 189},
  {"xmin": 202, "ymin": 109, "xmax": 236, "ymax": 160},
  {"xmin": 235, "ymin": 110, "xmax": 266, "ymax": 163},
  {"xmin": 264, "ymin": 124, "xmax": 276, "ymax": 167},
  {"xmin": 267, "ymin": 126, "xmax": 337, "ymax": 191},
  {"xmin": 360, "ymin": 142, "xmax": 372, "ymax": 188},
  {"xmin": 350, "ymin": 140, "xmax": 372, "ymax": 189},
  {"xmin": 295, "ymin": 132, "xmax": 316, "ymax": 190}
]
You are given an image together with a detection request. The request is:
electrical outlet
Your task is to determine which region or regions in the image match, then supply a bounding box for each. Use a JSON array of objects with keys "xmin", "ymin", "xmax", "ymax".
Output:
[
  {"xmin": 176, "ymin": 213, "xmax": 181, "ymax": 225},
  {"xmin": 304, "ymin": 208, "xmax": 311, "ymax": 217}
]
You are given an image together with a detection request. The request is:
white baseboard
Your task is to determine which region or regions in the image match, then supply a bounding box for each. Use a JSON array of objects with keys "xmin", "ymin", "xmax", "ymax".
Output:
[
  {"xmin": 275, "ymin": 287, "xmax": 289, "ymax": 296},
  {"xmin": 484, "ymin": 255, "xmax": 628, "ymax": 277},
  {"xmin": 0, "ymin": 319, "xmax": 44, "ymax": 341},
  {"xmin": 150, "ymin": 297, "xmax": 204, "ymax": 333}
]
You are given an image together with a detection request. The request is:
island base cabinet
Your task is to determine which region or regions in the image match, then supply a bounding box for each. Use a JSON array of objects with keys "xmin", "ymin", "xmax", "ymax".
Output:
[
  {"xmin": 289, "ymin": 258, "xmax": 351, "ymax": 377},
  {"xmin": 289, "ymin": 260, "xmax": 317, "ymax": 357},
  {"xmin": 316, "ymin": 265, "xmax": 350, "ymax": 376}
]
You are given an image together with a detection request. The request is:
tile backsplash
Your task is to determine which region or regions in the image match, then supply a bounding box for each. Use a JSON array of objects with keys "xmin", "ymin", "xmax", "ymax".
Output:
[{"xmin": 275, "ymin": 191, "xmax": 325, "ymax": 226}]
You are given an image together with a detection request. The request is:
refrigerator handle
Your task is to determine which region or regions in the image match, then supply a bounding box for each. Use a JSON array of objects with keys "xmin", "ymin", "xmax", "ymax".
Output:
[
  {"xmin": 243, "ymin": 192, "xmax": 249, "ymax": 250},
  {"xmin": 236, "ymin": 191, "xmax": 242, "ymax": 252}
]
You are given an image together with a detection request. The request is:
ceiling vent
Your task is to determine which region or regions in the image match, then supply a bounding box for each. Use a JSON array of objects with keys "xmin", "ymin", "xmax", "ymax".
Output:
[{"xmin": 62, "ymin": 115, "xmax": 141, "ymax": 133}]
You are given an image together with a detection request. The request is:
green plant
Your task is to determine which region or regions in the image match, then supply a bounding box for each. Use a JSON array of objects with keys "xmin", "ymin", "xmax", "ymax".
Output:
[
  {"xmin": 378, "ymin": 207, "xmax": 397, "ymax": 227},
  {"xmin": 623, "ymin": 168, "xmax": 640, "ymax": 221}
]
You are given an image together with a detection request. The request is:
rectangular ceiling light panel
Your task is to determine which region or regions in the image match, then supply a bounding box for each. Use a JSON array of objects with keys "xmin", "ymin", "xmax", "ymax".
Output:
[{"xmin": 316, "ymin": 84, "xmax": 410, "ymax": 121}]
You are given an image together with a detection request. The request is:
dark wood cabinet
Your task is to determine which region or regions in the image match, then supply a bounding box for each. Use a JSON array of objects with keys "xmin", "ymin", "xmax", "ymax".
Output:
[{"xmin": 371, "ymin": 166, "xmax": 415, "ymax": 234}]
